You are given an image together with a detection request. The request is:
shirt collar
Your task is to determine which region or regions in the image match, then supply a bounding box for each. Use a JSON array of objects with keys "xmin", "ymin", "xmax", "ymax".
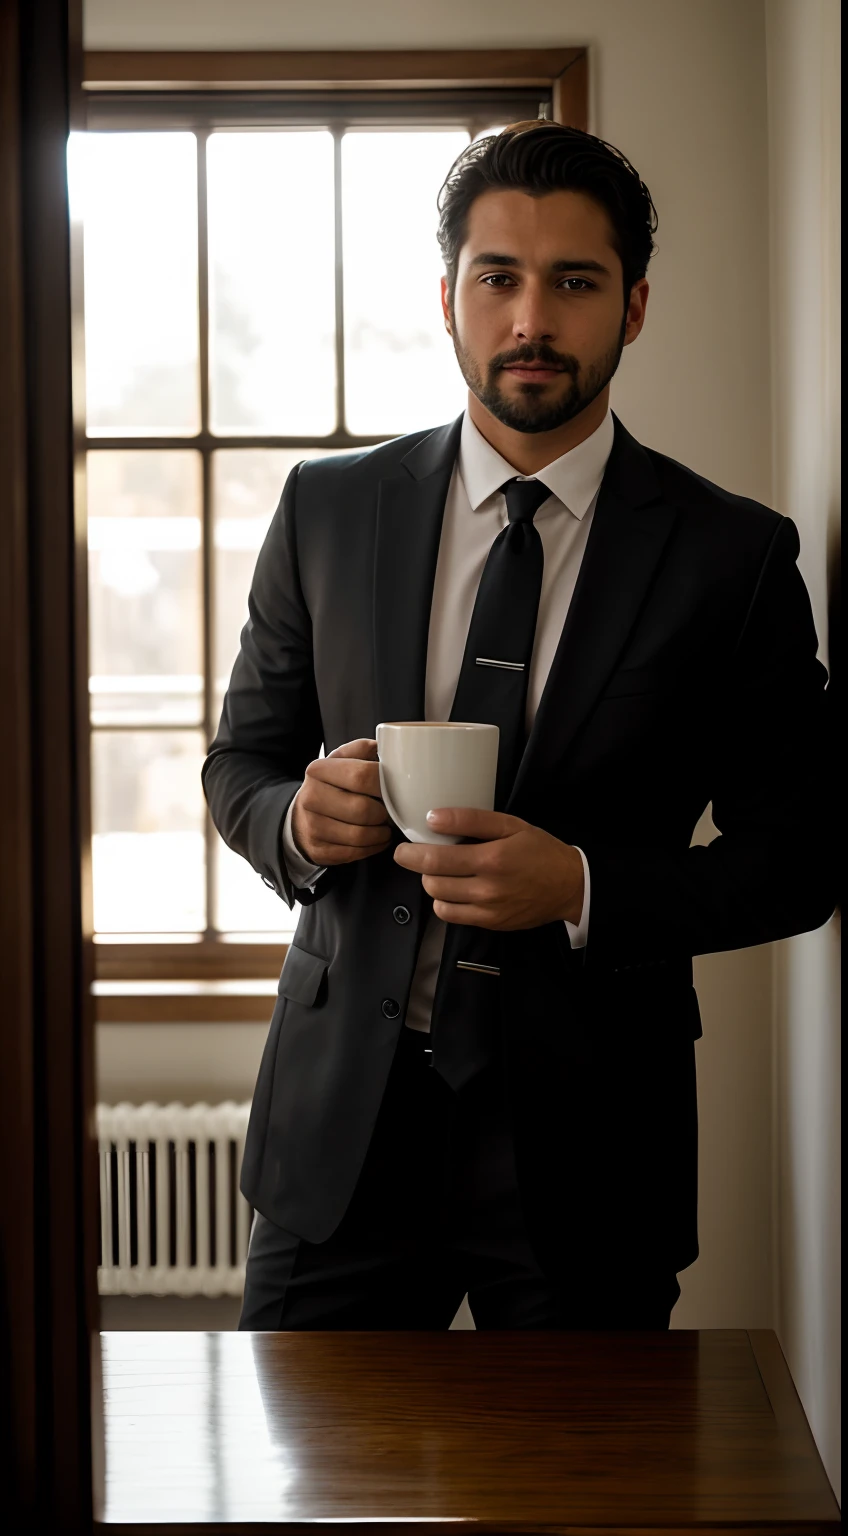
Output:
[{"xmin": 457, "ymin": 406, "xmax": 615, "ymax": 521}]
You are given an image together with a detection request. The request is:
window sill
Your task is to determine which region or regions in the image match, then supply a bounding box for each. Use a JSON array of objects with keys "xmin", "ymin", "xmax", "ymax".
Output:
[{"xmin": 93, "ymin": 980, "xmax": 278, "ymax": 1023}]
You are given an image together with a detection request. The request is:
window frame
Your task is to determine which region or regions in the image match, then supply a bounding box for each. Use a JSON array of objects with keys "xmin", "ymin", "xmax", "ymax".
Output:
[{"xmin": 83, "ymin": 51, "xmax": 588, "ymax": 1017}]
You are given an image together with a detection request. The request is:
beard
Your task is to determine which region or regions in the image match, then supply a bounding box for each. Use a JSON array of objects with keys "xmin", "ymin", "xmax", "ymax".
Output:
[{"xmin": 450, "ymin": 312, "xmax": 626, "ymax": 435}]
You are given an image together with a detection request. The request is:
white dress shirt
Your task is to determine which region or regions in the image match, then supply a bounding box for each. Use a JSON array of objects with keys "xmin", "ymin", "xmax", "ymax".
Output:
[{"xmin": 282, "ymin": 407, "xmax": 615, "ymax": 1032}]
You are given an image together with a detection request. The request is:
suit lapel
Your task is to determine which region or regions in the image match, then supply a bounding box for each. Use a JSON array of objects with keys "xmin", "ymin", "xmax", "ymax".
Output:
[
  {"xmin": 373, "ymin": 415, "xmax": 463, "ymax": 727},
  {"xmin": 508, "ymin": 416, "xmax": 679, "ymax": 809}
]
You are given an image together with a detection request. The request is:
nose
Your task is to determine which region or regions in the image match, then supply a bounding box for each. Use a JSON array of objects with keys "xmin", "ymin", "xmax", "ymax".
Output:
[{"xmin": 512, "ymin": 283, "xmax": 557, "ymax": 345}]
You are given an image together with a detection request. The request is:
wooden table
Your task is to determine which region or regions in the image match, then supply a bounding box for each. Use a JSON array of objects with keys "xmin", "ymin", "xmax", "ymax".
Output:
[{"xmin": 97, "ymin": 1329, "xmax": 840, "ymax": 1533}]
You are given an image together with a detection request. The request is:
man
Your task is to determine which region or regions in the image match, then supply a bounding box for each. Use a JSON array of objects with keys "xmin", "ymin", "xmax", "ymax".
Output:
[{"xmin": 203, "ymin": 122, "xmax": 835, "ymax": 1331}]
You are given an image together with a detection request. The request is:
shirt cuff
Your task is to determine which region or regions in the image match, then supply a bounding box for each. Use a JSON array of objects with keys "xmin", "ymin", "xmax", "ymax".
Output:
[
  {"xmin": 563, "ymin": 846, "xmax": 590, "ymax": 949},
  {"xmin": 281, "ymin": 791, "xmax": 327, "ymax": 892}
]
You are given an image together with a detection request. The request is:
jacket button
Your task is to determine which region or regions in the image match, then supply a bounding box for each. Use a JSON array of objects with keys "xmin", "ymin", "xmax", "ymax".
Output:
[
  {"xmin": 381, "ymin": 998, "xmax": 400, "ymax": 1019},
  {"xmin": 392, "ymin": 905, "xmax": 411, "ymax": 925}
]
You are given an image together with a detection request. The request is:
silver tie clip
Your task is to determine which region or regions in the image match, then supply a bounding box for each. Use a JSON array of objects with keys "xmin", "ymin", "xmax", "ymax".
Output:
[
  {"xmin": 475, "ymin": 657, "xmax": 525, "ymax": 672},
  {"xmin": 456, "ymin": 961, "xmax": 501, "ymax": 977}
]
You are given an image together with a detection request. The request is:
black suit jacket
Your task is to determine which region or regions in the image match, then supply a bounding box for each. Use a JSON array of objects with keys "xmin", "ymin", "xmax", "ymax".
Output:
[{"xmin": 203, "ymin": 413, "xmax": 835, "ymax": 1275}]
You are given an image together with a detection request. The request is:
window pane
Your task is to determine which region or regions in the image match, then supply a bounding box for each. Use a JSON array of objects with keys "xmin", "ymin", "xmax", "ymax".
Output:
[
  {"xmin": 342, "ymin": 130, "xmax": 469, "ymax": 435},
  {"xmin": 77, "ymin": 133, "xmax": 200, "ymax": 435},
  {"xmin": 211, "ymin": 448, "xmax": 345, "ymax": 719},
  {"xmin": 88, "ymin": 451, "xmax": 203, "ymax": 725},
  {"xmin": 214, "ymin": 834, "xmax": 297, "ymax": 937},
  {"xmin": 207, "ymin": 132, "xmax": 336, "ymax": 435},
  {"xmin": 91, "ymin": 731, "xmax": 206, "ymax": 933},
  {"xmin": 211, "ymin": 448, "xmax": 346, "ymax": 936}
]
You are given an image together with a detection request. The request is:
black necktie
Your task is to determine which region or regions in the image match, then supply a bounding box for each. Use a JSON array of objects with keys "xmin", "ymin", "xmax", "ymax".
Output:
[
  {"xmin": 429, "ymin": 477, "xmax": 549, "ymax": 1091},
  {"xmin": 449, "ymin": 477, "xmax": 549, "ymax": 806}
]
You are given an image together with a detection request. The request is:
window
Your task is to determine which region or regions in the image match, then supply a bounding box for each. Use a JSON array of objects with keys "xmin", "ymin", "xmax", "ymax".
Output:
[{"xmin": 78, "ymin": 64, "xmax": 583, "ymax": 1008}]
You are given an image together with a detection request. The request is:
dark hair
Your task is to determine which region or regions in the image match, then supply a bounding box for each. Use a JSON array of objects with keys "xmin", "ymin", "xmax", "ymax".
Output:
[{"xmin": 437, "ymin": 120, "xmax": 658, "ymax": 301}]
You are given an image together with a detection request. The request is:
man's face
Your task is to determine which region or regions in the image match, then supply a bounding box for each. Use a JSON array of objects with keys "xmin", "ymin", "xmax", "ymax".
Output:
[{"xmin": 442, "ymin": 188, "xmax": 648, "ymax": 434}]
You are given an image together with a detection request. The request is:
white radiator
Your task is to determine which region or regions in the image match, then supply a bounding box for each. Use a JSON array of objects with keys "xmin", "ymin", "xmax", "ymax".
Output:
[{"xmin": 96, "ymin": 1101, "xmax": 252, "ymax": 1298}]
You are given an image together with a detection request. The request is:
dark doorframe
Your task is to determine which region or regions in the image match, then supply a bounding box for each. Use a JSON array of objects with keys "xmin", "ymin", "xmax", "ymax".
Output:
[{"xmin": 0, "ymin": 0, "xmax": 98, "ymax": 1528}]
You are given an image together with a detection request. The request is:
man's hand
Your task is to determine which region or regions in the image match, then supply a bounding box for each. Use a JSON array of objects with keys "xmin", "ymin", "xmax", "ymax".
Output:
[
  {"xmin": 290, "ymin": 739, "xmax": 391, "ymax": 866},
  {"xmin": 393, "ymin": 807, "xmax": 584, "ymax": 929}
]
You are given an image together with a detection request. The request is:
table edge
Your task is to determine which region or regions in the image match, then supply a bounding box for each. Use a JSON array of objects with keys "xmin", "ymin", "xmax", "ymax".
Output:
[{"xmin": 746, "ymin": 1329, "xmax": 840, "ymax": 1518}]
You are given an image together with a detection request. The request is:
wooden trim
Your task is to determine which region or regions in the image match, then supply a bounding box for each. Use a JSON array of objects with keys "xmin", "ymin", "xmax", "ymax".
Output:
[
  {"xmin": 94, "ymin": 982, "xmax": 278, "ymax": 1024},
  {"xmin": 552, "ymin": 49, "xmax": 590, "ymax": 128},
  {"xmin": 29, "ymin": 0, "xmax": 99, "ymax": 1511},
  {"xmin": 83, "ymin": 47, "xmax": 584, "ymax": 92},
  {"xmin": 1, "ymin": 0, "xmax": 96, "ymax": 1524},
  {"xmin": 0, "ymin": 0, "xmax": 39, "ymax": 1508},
  {"xmin": 95, "ymin": 939, "xmax": 288, "ymax": 982}
]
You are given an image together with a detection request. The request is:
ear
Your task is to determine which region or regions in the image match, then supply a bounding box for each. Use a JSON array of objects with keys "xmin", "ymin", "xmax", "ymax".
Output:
[
  {"xmin": 440, "ymin": 276, "xmax": 453, "ymax": 337},
  {"xmin": 623, "ymin": 278, "xmax": 649, "ymax": 346}
]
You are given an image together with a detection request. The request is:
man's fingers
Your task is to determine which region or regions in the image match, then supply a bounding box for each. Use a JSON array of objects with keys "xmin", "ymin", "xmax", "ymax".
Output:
[
  {"xmin": 311, "ymin": 840, "xmax": 391, "ymax": 866},
  {"xmin": 307, "ymin": 813, "xmax": 392, "ymax": 851},
  {"xmin": 430, "ymin": 900, "xmax": 499, "ymax": 927},
  {"xmin": 424, "ymin": 807, "xmax": 525, "ymax": 840},
  {"xmin": 394, "ymin": 841, "xmax": 493, "ymax": 876},
  {"xmin": 301, "ymin": 779, "xmax": 389, "ymax": 827},
  {"xmin": 325, "ymin": 738, "xmax": 379, "ymax": 761},
  {"xmin": 421, "ymin": 875, "xmax": 496, "ymax": 904},
  {"xmin": 307, "ymin": 754, "xmax": 383, "ymax": 799}
]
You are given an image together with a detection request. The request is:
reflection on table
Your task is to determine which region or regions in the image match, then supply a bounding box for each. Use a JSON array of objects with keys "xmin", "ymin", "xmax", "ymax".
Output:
[{"xmin": 99, "ymin": 1328, "xmax": 840, "ymax": 1530}]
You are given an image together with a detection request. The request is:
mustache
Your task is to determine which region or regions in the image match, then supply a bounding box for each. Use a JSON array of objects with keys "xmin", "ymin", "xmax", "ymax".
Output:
[{"xmin": 491, "ymin": 344, "xmax": 580, "ymax": 374}]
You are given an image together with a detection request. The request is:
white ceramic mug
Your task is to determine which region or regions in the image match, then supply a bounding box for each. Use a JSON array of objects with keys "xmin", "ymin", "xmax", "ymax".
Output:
[{"xmin": 376, "ymin": 721, "xmax": 499, "ymax": 845}]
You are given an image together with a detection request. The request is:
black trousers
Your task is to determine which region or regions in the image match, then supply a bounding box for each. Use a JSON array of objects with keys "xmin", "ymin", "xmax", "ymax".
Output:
[{"xmin": 240, "ymin": 1024, "xmax": 681, "ymax": 1330}]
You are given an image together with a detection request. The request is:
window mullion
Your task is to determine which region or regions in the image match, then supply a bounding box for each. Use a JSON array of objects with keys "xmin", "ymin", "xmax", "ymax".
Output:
[
  {"xmin": 197, "ymin": 128, "xmax": 211, "ymax": 436},
  {"xmin": 196, "ymin": 127, "xmax": 217, "ymax": 941},
  {"xmin": 333, "ymin": 126, "xmax": 346, "ymax": 436}
]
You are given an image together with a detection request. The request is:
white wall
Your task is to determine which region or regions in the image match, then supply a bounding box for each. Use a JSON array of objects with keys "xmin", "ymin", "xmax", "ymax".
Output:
[
  {"xmin": 87, "ymin": 0, "xmax": 780, "ymax": 1333},
  {"xmin": 96, "ymin": 1022, "xmax": 266, "ymax": 1105},
  {"xmin": 765, "ymin": 0, "xmax": 841, "ymax": 1502}
]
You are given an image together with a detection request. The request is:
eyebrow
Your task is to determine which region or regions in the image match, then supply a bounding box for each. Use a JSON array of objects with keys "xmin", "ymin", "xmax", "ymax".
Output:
[{"xmin": 469, "ymin": 253, "xmax": 612, "ymax": 276}]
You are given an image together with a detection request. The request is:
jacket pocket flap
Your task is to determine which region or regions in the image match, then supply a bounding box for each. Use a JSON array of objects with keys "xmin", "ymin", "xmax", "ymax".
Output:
[{"xmin": 277, "ymin": 944, "xmax": 328, "ymax": 1006}]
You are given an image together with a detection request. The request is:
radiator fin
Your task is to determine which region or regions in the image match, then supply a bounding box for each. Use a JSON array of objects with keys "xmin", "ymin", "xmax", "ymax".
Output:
[{"xmin": 96, "ymin": 1101, "xmax": 252, "ymax": 1298}]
